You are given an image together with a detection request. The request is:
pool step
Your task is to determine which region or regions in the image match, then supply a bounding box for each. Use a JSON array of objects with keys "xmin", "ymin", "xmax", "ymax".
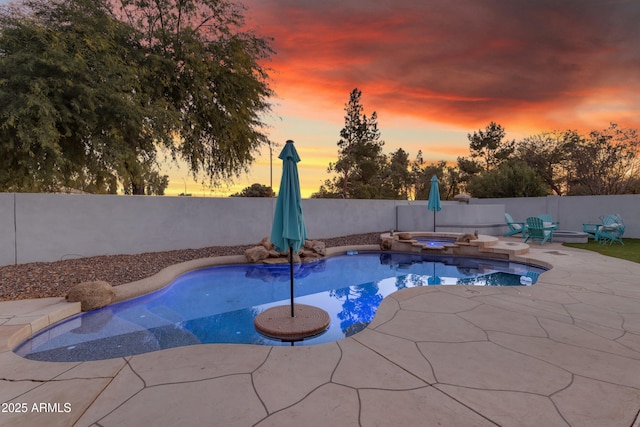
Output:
[{"xmin": 0, "ymin": 298, "xmax": 81, "ymax": 351}]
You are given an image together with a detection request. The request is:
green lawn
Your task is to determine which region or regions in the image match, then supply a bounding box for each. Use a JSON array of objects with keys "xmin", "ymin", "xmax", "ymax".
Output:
[{"xmin": 563, "ymin": 238, "xmax": 640, "ymax": 264}]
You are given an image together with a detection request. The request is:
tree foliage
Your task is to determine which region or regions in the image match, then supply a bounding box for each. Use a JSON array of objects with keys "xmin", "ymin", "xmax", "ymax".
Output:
[
  {"xmin": 312, "ymin": 93, "xmax": 639, "ymax": 199},
  {"xmin": 464, "ymin": 122, "xmax": 640, "ymax": 198},
  {"xmin": 324, "ymin": 88, "xmax": 386, "ymax": 199},
  {"xmin": 113, "ymin": 0, "xmax": 274, "ymax": 184},
  {"xmin": 464, "ymin": 121, "xmax": 515, "ymax": 172},
  {"xmin": 0, "ymin": 0, "xmax": 147, "ymax": 193},
  {"xmin": 230, "ymin": 183, "xmax": 275, "ymax": 197},
  {"xmin": 514, "ymin": 131, "xmax": 570, "ymax": 196},
  {"xmin": 564, "ymin": 124, "xmax": 640, "ymax": 195},
  {"xmin": 456, "ymin": 122, "xmax": 515, "ymax": 193},
  {"xmin": 413, "ymin": 158, "xmax": 461, "ymax": 201},
  {"xmin": 466, "ymin": 160, "xmax": 549, "ymax": 198},
  {"xmin": 379, "ymin": 148, "xmax": 412, "ymax": 199},
  {"xmin": 0, "ymin": 0, "xmax": 273, "ymax": 194}
]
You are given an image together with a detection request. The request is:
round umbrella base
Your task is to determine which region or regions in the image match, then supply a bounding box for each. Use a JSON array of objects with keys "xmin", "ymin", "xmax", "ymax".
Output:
[{"xmin": 254, "ymin": 304, "xmax": 330, "ymax": 341}]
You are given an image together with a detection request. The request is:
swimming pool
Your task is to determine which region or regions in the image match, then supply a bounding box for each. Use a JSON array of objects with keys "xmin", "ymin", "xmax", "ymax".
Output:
[{"xmin": 15, "ymin": 252, "xmax": 546, "ymax": 362}]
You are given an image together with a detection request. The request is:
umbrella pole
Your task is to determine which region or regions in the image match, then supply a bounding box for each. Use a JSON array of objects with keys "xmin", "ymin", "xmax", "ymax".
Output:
[
  {"xmin": 433, "ymin": 210, "xmax": 436, "ymax": 232},
  {"xmin": 289, "ymin": 248, "xmax": 295, "ymax": 317}
]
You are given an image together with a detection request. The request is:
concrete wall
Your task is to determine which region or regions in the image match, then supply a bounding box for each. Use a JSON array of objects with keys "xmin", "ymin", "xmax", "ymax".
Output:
[
  {"xmin": 1, "ymin": 193, "xmax": 638, "ymax": 266},
  {"xmin": 303, "ymin": 198, "xmax": 402, "ymax": 237},
  {"xmin": 1, "ymin": 194, "xmax": 409, "ymax": 266},
  {"xmin": 11, "ymin": 194, "xmax": 278, "ymax": 265},
  {"xmin": 0, "ymin": 193, "xmax": 16, "ymax": 266},
  {"xmin": 396, "ymin": 202, "xmax": 505, "ymax": 235}
]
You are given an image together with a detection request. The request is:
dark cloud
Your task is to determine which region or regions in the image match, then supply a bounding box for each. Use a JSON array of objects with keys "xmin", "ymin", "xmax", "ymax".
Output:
[{"xmin": 244, "ymin": 0, "xmax": 640, "ymax": 129}]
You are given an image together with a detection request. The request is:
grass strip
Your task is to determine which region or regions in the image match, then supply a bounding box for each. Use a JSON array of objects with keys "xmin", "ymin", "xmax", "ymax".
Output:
[{"xmin": 563, "ymin": 238, "xmax": 640, "ymax": 264}]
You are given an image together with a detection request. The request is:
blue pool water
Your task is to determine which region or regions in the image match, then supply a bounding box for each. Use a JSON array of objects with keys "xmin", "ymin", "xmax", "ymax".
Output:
[
  {"xmin": 412, "ymin": 236, "xmax": 457, "ymax": 247},
  {"xmin": 15, "ymin": 252, "xmax": 546, "ymax": 362}
]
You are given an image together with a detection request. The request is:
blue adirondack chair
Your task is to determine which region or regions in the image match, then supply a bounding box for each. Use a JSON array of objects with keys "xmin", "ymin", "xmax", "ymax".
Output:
[
  {"xmin": 524, "ymin": 217, "xmax": 554, "ymax": 245},
  {"xmin": 583, "ymin": 214, "xmax": 625, "ymax": 245},
  {"xmin": 596, "ymin": 214, "xmax": 625, "ymax": 245},
  {"xmin": 504, "ymin": 213, "xmax": 526, "ymax": 237},
  {"xmin": 537, "ymin": 214, "xmax": 559, "ymax": 230}
]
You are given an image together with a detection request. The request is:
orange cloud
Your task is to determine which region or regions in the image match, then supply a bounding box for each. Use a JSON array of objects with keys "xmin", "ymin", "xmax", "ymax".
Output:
[
  {"xmin": 243, "ymin": 0, "xmax": 640, "ymax": 133},
  {"xmin": 165, "ymin": 1, "xmax": 640, "ymax": 198}
]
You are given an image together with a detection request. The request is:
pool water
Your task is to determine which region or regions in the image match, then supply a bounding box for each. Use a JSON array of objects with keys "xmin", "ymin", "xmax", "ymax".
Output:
[
  {"xmin": 15, "ymin": 252, "xmax": 546, "ymax": 362},
  {"xmin": 412, "ymin": 236, "xmax": 458, "ymax": 247}
]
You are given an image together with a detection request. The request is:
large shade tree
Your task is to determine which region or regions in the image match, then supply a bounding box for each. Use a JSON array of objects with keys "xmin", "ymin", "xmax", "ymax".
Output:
[
  {"xmin": 564, "ymin": 124, "xmax": 640, "ymax": 195},
  {"xmin": 515, "ymin": 131, "xmax": 570, "ymax": 196},
  {"xmin": 0, "ymin": 0, "xmax": 273, "ymax": 194},
  {"xmin": 113, "ymin": 0, "xmax": 274, "ymax": 187},
  {"xmin": 0, "ymin": 0, "xmax": 148, "ymax": 193}
]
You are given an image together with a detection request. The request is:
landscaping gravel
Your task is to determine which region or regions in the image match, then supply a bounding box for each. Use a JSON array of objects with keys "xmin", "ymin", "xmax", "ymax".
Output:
[{"xmin": 0, "ymin": 232, "xmax": 382, "ymax": 301}]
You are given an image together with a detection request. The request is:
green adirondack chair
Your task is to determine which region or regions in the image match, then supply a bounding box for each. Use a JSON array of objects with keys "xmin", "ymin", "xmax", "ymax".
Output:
[
  {"xmin": 504, "ymin": 213, "xmax": 525, "ymax": 237},
  {"xmin": 524, "ymin": 217, "xmax": 554, "ymax": 245}
]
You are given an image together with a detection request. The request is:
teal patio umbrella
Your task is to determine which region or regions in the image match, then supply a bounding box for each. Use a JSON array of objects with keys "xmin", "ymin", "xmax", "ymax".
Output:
[
  {"xmin": 270, "ymin": 140, "xmax": 307, "ymax": 317},
  {"xmin": 427, "ymin": 175, "xmax": 441, "ymax": 232}
]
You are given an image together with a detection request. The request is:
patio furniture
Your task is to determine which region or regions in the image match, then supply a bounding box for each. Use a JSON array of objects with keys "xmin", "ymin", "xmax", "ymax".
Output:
[
  {"xmin": 524, "ymin": 216, "xmax": 554, "ymax": 245},
  {"xmin": 537, "ymin": 214, "xmax": 559, "ymax": 230},
  {"xmin": 583, "ymin": 214, "xmax": 625, "ymax": 245},
  {"xmin": 504, "ymin": 213, "xmax": 526, "ymax": 237}
]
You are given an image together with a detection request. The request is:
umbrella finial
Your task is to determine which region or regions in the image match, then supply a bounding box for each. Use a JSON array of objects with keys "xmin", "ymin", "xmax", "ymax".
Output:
[{"xmin": 286, "ymin": 139, "xmax": 294, "ymax": 144}]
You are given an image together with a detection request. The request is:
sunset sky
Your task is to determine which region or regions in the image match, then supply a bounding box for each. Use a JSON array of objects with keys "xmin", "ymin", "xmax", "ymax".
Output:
[
  {"xmin": 2, "ymin": 0, "xmax": 638, "ymax": 197},
  {"xmin": 177, "ymin": 0, "xmax": 638, "ymax": 198}
]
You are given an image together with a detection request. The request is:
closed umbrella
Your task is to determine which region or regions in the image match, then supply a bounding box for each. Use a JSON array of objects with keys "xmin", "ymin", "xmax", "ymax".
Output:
[
  {"xmin": 270, "ymin": 140, "xmax": 307, "ymax": 317},
  {"xmin": 427, "ymin": 175, "xmax": 441, "ymax": 232},
  {"xmin": 255, "ymin": 139, "xmax": 329, "ymax": 342}
]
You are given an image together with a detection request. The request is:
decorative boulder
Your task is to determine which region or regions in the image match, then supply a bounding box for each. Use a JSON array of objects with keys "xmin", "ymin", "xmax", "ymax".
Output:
[
  {"xmin": 268, "ymin": 249, "xmax": 281, "ymax": 258},
  {"xmin": 304, "ymin": 239, "xmax": 326, "ymax": 256},
  {"xmin": 259, "ymin": 236, "xmax": 274, "ymax": 250},
  {"xmin": 66, "ymin": 281, "xmax": 116, "ymax": 312},
  {"xmin": 380, "ymin": 238, "xmax": 393, "ymax": 250},
  {"xmin": 300, "ymin": 248, "xmax": 321, "ymax": 259},
  {"xmin": 397, "ymin": 232, "xmax": 413, "ymax": 241},
  {"xmin": 245, "ymin": 246, "xmax": 269, "ymax": 263},
  {"xmin": 456, "ymin": 231, "xmax": 479, "ymax": 243},
  {"xmin": 249, "ymin": 238, "xmax": 326, "ymax": 263}
]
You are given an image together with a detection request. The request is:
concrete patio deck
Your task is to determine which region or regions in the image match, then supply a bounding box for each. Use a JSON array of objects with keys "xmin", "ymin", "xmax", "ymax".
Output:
[{"xmin": 2, "ymin": 239, "xmax": 640, "ymax": 426}]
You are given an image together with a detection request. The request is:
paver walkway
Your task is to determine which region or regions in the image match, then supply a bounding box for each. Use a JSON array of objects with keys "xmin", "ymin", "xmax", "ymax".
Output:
[{"xmin": 2, "ymin": 241, "xmax": 640, "ymax": 426}]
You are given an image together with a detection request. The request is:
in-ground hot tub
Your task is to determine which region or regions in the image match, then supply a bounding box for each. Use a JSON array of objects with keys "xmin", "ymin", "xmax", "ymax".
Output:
[
  {"xmin": 550, "ymin": 230, "xmax": 589, "ymax": 244},
  {"xmin": 379, "ymin": 231, "xmax": 534, "ymax": 262},
  {"xmin": 382, "ymin": 231, "xmax": 491, "ymax": 252}
]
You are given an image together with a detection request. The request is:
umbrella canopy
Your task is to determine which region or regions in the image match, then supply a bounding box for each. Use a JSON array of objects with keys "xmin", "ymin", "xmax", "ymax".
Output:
[
  {"xmin": 270, "ymin": 140, "xmax": 307, "ymax": 253},
  {"xmin": 270, "ymin": 140, "xmax": 307, "ymax": 318},
  {"xmin": 427, "ymin": 175, "xmax": 441, "ymax": 232}
]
